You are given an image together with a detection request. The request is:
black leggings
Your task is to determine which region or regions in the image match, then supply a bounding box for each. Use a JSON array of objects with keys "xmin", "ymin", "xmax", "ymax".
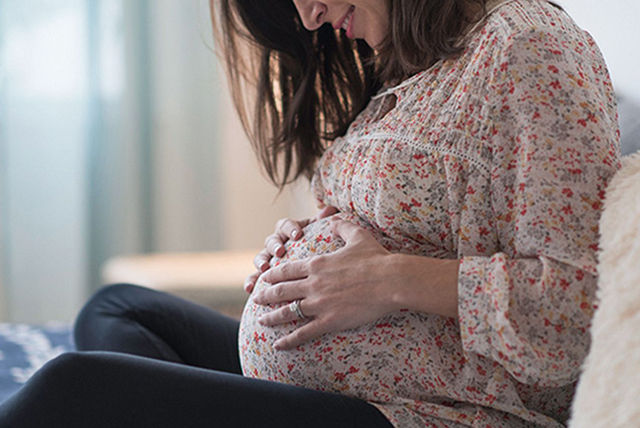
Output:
[{"xmin": 0, "ymin": 283, "xmax": 393, "ymax": 428}]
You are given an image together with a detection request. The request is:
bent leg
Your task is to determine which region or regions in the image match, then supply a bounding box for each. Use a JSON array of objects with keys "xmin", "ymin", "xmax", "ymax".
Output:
[
  {"xmin": 0, "ymin": 351, "xmax": 392, "ymax": 428},
  {"xmin": 73, "ymin": 283, "xmax": 241, "ymax": 373}
]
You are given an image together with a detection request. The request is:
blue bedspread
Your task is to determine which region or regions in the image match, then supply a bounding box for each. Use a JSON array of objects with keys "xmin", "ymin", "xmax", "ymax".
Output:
[{"xmin": 0, "ymin": 323, "xmax": 74, "ymax": 403}]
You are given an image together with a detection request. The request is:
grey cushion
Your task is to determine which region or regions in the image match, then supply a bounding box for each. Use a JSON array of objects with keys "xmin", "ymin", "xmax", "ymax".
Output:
[{"xmin": 618, "ymin": 95, "xmax": 640, "ymax": 155}]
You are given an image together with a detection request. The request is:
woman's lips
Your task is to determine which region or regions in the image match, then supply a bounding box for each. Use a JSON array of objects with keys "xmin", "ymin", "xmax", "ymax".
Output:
[
  {"xmin": 334, "ymin": 5, "xmax": 355, "ymax": 36},
  {"xmin": 344, "ymin": 6, "xmax": 355, "ymax": 38}
]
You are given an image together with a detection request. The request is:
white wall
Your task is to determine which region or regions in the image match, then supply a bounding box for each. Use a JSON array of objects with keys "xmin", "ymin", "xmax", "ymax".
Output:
[
  {"xmin": 0, "ymin": 1, "xmax": 89, "ymax": 323},
  {"xmin": 558, "ymin": 0, "xmax": 640, "ymax": 101},
  {"xmin": 151, "ymin": 0, "xmax": 317, "ymax": 253},
  {"xmin": 0, "ymin": 0, "xmax": 317, "ymax": 323},
  {"xmin": 218, "ymin": 80, "xmax": 318, "ymax": 251},
  {"xmin": 149, "ymin": 0, "xmax": 222, "ymax": 251}
]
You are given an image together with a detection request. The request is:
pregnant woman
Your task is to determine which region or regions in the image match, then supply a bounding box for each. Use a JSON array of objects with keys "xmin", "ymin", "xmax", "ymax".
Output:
[{"xmin": 0, "ymin": 0, "xmax": 620, "ymax": 427}]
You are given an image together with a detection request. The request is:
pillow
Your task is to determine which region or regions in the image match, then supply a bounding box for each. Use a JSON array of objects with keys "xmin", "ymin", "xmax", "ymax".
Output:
[
  {"xmin": 618, "ymin": 95, "xmax": 640, "ymax": 155},
  {"xmin": 570, "ymin": 152, "xmax": 640, "ymax": 427}
]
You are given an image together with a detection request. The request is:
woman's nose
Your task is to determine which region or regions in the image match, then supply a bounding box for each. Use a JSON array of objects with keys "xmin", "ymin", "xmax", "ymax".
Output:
[{"xmin": 293, "ymin": 0, "xmax": 327, "ymax": 31}]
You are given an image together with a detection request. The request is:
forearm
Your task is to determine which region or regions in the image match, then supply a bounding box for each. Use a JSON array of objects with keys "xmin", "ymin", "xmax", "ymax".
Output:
[
  {"xmin": 383, "ymin": 254, "xmax": 460, "ymax": 319},
  {"xmin": 457, "ymin": 254, "xmax": 597, "ymax": 385}
]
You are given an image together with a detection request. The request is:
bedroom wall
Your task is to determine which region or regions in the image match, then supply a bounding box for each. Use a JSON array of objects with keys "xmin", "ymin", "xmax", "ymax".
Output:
[
  {"xmin": 218, "ymin": 80, "xmax": 317, "ymax": 251},
  {"xmin": 558, "ymin": 0, "xmax": 640, "ymax": 153},
  {"xmin": 558, "ymin": 0, "xmax": 640, "ymax": 101},
  {"xmin": 0, "ymin": 0, "xmax": 316, "ymax": 323}
]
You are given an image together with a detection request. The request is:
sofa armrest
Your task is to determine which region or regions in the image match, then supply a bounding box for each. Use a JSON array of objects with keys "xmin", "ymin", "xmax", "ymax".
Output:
[{"xmin": 101, "ymin": 249, "xmax": 259, "ymax": 318}]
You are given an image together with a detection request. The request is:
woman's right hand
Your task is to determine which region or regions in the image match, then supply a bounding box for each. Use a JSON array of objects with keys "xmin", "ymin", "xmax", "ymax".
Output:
[{"xmin": 244, "ymin": 206, "xmax": 338, "ymax": 293}]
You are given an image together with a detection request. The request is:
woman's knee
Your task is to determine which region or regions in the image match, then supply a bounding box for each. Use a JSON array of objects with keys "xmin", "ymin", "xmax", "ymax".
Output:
[
  {"xmin": 75, "ymin": 283, "xmax": 138, "ymax": 323},
  {"xmin": 27, "ymin": 351, "xmax": 135, "ymax": 409},
  {"xmin": 73, "ymin": 283, "xmax": 145, "ymax": 348},
  {"xmin": 0, "ymin": 352, "xmax": 109, "ymax": 425},
  {"xmin": 27, "ymin": 352, "xmax": 100, "ymax": 395}
]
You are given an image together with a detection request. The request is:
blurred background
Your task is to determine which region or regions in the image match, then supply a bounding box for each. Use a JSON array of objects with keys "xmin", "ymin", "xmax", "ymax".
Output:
[
  {"xmin": 0, "ymin": 0, "xmax": 317, "ymax": 323},
  {"xmin": 0, "ymin": 0, "xmax": 638, "ymax": 323}
]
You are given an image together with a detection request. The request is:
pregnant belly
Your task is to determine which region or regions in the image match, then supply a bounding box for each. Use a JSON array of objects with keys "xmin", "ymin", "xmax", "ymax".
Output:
[{"xmin": 238, "ymin": 215, "xmax": 464, "ymax": 402}]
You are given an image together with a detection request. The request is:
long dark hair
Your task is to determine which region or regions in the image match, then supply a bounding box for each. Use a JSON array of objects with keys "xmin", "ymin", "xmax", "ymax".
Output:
[{"xmin": 211, "ymin": 0, "xmax": 488, "ymax": 188}]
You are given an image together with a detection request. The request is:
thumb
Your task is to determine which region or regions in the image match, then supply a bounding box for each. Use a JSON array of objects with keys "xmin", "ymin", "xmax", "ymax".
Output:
[
  {"xmin": 330, "ymin": 219, "xmax": 368, "ymax": 244},
  {"xmin": 315, "ymin": 205, "xmax": 339, "ymax": 220}
]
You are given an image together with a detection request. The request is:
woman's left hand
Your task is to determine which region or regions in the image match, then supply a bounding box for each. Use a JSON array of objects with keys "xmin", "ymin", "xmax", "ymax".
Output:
[{"xmin": 252, "ymin": 218, "xmax": 400, "ymax": 350}]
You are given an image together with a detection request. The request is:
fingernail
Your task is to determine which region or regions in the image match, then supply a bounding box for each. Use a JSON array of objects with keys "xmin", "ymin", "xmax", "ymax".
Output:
[
  {"xmin": 275, "ymin": 245, "xmax": 284, "ymax": 256},
  {"xmin": 260, "ymin": 262, "xmax": 269, "ymax": 271},
  {"xmin": 291, "ymin": 230, "xmax": 299, "ymax": 239},
  {"xmin": 273, "ymin": 341, "xmax": 282, "ymax": 350},
  {"xmin": 257, "ymin": 317, "xmax": 265, "ymax": 325}
]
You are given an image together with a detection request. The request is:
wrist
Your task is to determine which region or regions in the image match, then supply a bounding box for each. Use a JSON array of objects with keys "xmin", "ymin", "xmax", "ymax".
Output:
[{"xmin": 386, "ymin": 253, "xmax": 460, "ymax": 318}]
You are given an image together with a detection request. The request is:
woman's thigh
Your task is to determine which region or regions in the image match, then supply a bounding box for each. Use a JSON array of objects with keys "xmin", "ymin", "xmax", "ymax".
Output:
[
  {"xmin": 0, "ymin": 351, "xmax": 392, "ymax": 428},
  {"xmin": 73, "ymin": 283, "xmax": 241, "ymax": 373}
]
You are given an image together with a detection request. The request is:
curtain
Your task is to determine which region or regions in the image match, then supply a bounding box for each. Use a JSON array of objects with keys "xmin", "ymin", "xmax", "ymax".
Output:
[{"xmin": 0, "ymin": 0, "xmax": 223, "ymax": 323}]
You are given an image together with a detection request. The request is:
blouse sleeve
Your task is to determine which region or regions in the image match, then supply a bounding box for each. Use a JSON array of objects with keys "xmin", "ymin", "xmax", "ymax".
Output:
[{"xmin": 457, "ymin": 26, "xmax": 620, "ymax": 387}]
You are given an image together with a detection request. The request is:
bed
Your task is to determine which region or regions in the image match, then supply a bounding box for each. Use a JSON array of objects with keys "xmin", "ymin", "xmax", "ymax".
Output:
[{"xmin": 0, "ymin": 323, "xmax": 74, "ymax": 402}]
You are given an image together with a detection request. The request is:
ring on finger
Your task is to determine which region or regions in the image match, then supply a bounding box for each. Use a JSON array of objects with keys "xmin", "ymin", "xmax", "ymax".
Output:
[{"xmin": 289, "ymin": 299, "xmax": 307, "ymax": 320}]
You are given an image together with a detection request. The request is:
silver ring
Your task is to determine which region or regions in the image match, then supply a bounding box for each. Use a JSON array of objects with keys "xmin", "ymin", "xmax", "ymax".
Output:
[{"xmin": 289, "ymin": 299, "xmax": 306, "ymax": 320}]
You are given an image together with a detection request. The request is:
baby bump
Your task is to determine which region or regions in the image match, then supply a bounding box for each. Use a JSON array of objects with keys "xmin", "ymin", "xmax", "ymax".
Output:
[{"xmin": 238, "ymin": 215, "xmax": 464, "ymax": 402}]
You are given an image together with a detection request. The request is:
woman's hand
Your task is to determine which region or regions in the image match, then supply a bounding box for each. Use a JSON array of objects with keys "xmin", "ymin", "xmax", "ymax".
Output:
[
  {"xmin": 252, "ymin": 218, "xmax": 401, "ymax": 350},
  {"xmin": 243, "ymin": 206, "xmax": 338, "ymax": 293}
]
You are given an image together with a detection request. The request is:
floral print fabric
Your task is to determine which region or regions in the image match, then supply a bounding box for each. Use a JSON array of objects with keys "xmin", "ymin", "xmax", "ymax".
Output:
[{"xmin": 238, "ymin": 1, "xmax": 621, "ymax": 426}]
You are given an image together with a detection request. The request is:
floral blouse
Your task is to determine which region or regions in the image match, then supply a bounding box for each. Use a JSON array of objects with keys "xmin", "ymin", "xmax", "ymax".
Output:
[{"xmin": 238, "ymin": 1, "xmax": 621, "ymax": 426}]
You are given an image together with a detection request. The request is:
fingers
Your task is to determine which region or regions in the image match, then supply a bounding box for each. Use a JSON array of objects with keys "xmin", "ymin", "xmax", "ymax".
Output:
[
  {"xmin": 274, "ymin": 320, "xmax": 326, "ymax": 350},
  {"xmin": 253, "ymin": 278, "xmax": 306, "ymax": 306},
  {"xmin": 253, "ymin": 249, "xmax": 271, "ymax": 272},
  {"xmin": 243, "ymin": 271, "xmax": 260, "ymax": 294},
  {"xmin": 330, "ymin": 218, "xmax": 369, "ymax": 243},
  {"xmin": 275, "ymin": 218, "xmax": 309, "ymax": 242},
  {"xmin": 252, "ymin": 215, "xmax": 316, "ymax": 291},
  {"xmin": 257, "ymin": 297, "xmax": 309, "ymax": 327},
  {"xmin": 257, "ymin": 298, "xmax": 324, "ymax": 351},
  {"xmin": 256, "ymin": 212, "xmax": 333, "ymax": 274},
  {"xmin": 256, "ymin": 218, "xmax": 311, "ymax": 273},
  {"xmin": 315, "ymin": 205, "xmax": 339, "ymax": 220},
  {"xmin": 263, "ymin": 234, "xmax": 286, "ymax": 259},
  {"xmin": 260, "ymin": 260, "xmax": 308, "ymax": 285}
]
